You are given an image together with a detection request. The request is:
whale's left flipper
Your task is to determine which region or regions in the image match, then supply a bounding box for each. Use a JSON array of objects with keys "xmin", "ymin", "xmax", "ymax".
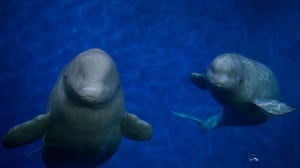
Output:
[
  {"xmin": 2, "ymin": 114, "xmax": 50, "ymax": 148},
  {"xmin": 251, "ymin": 99, "xmax": 295, "ymax": 116},
  {"xmin": 121, "ymin": 113, "xmax": 153, "ymax": 141}
]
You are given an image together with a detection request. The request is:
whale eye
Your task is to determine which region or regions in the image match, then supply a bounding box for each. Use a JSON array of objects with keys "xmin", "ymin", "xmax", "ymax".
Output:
[{"xmin": 239, "ymin": 79, "xmax": 243, "ymax": 84}]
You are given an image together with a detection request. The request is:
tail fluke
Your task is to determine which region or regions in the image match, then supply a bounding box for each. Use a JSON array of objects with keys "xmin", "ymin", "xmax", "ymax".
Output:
[
  {"xmin": 172, "ymin": 111, "xmax": 221, "ymax": 129},
  {"xmin": 172, "ymin": 111, "xmax": 204, "ymax": 125}
]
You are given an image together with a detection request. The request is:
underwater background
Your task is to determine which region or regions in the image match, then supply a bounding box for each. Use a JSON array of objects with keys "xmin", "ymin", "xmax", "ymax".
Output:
[{"xmin": 0, "ymin": 0, "xmax": 299, "ymax": 167}]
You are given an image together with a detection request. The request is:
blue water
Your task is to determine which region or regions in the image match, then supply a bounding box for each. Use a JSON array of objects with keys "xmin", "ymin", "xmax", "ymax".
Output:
[{"xmin": 0, "ymin": 0, "xmax": 299, "ymax": 167}]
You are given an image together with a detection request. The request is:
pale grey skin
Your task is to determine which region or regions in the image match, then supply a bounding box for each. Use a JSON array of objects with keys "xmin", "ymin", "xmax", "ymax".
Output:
[
  {"xmin": 2, "ymin": 48, "xmax": 152, "ymax": 168},
  {"xmin": 174, "ymin": 53, "xmax": 294, "ymax": 129}
]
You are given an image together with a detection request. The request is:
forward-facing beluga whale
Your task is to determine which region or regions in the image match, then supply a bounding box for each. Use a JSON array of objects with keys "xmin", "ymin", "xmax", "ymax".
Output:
[
  {"xmin": 2, "ymin": 48, "xmax": 153, "ymax": 168},
  {"xmin": 173, "ymin": 53, "xmax": 294, "ymax": 129}
]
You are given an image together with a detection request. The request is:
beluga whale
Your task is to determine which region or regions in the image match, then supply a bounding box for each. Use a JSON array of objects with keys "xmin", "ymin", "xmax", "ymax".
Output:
[
  {"xmin": 173, "ymin": 53, "xmax": 294, "ymax": 129},
  {"xmin": 2, "ymin": 48, "xmax": 153, "ymax": 168}
]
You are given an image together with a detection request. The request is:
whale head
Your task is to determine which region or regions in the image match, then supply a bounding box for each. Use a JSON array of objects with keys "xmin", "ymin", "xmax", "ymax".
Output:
[
  {"xmin": 63, "ymin": 48, "xmax": 120, "ymax": 105},
  {"xmin": 205, "ymin": 53, "xmax": 246, "ymax": 105},
  {"xmin": 206, "ymin": 53, "xmax": 244, "ymax": 91}
]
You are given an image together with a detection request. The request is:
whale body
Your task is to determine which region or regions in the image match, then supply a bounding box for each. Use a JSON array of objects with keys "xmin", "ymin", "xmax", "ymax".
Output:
[
  {"xmin": 2, "ymin": 48, "xmax": 153, "ymax": 168},
  {"xmin": 174, "ymin": 53, "xmax": 294, "ymax": 129}
]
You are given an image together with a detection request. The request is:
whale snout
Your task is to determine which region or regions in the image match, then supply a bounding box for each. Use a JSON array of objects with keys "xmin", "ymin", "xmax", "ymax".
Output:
[
  {"xmin": 208, "ymin": 74, "xmax": 232, "ymax": 89},
  {"xmin": 78, "ymin": 86, "xmax": 113, "ymax": 104},
  {"xmin": 78, "ymin": 87, "xmax": 100, "ymax": 103}
]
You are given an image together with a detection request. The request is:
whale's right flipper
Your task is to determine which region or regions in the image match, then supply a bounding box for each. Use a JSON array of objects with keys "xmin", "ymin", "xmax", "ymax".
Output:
[
  {"xmin": 2, "ymin": 114, "xmax": 50, "ymax": 148},
  {"xmin": 172, "ymin": 111, "xmax": 221, "ymax": 129},
  {"xmin": 190, "ymin": 73, "xmax": 207, "ymax": 89}
]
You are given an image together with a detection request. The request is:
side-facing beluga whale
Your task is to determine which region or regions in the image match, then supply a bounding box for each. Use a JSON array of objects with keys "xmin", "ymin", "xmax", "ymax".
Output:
[{"xmin": 173, "ymin": 53, "xmax": 294, "ymax": 129}]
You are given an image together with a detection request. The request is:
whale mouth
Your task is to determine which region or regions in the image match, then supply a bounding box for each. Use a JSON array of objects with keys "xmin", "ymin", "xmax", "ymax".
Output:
[
  {"xmin": 209, "ymin": 80, "xmax": 231, "ymax": 89},
  {"xmin": 65, "ymin": 83, "xmax": 109, "ymax": 106},
  {"xmin": 79, "ymin": 95, "xmax": 99, "ymax": 104}
]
